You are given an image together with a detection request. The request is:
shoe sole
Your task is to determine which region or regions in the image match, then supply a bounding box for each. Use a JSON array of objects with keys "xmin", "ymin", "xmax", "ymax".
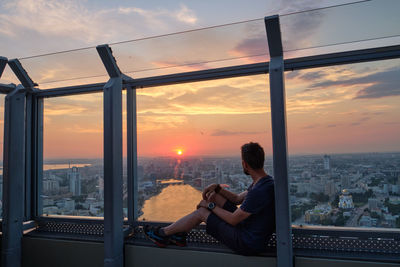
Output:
[
  {"xmin": 170, "ymin": 239, "xmax": 187, "ymax": 247},
  {"xmin": 144, "ymin": 233, "xmax": 168, "ymax": 248}
]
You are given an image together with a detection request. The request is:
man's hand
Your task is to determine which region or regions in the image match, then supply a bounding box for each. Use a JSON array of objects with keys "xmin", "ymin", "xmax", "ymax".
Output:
[
  {"xmin": 202, "ymin": 183, "xmax": 219, "ymax": 200},
  {"xmin": 196, "ymin": 200, "xmax": 208, "ymax": 210}
]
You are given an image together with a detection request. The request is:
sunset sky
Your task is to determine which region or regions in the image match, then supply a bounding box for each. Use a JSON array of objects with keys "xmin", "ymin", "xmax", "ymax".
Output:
[{"xmin": 0, "ymin": 0, "xmax": 399, "ymax": 159}]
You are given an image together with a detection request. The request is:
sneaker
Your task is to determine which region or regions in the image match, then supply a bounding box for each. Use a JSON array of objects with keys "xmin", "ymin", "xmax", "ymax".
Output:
[
  {"xmin": 170, "ymin": 232, "xmax": 187, "ymax": 247},
  {"xmin": 143, "ymin": 225, "xmax": 169, "ymax": 248}
]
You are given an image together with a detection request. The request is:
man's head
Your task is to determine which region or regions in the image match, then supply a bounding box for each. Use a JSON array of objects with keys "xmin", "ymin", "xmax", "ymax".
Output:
[{"xmin": 241, "ymin": 142, "xmax": 265, "ymax": 175}]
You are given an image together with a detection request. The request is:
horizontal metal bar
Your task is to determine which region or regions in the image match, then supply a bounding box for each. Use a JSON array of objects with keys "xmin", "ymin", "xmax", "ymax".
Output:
[
  {"xmin": 292, "ymin": 225, "xmax": 400, "ymax": 240},
  {"xmin": 0, "ymin": 83, "xmax": 16, "ymax": 94},
  {"xmin": 285, "ymin": 44, "xmax": 400, "ymax": 71},
  {"xmin": 36, "ymin": 44, "xmax": 400, "ymax": 98},
  {"xmin": 23, "ymin": 220, "xmax": 37, "ymax": 231},
  {"xmin": 36, "ymin": 82, "xmax": 106, "ymax": 97},
  {"xmin": 127, "ymin": 62, "xmax": 269, "ymax": 89},
  {"xmin": 36, "ymin": 62, "xmax": 269, "ymax": 98}
]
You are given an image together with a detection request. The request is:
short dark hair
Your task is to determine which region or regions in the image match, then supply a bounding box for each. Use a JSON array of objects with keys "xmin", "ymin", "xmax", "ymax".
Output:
[{"xmin": 241, "ymin": 142, "xmax": 265, "ymax": 170}]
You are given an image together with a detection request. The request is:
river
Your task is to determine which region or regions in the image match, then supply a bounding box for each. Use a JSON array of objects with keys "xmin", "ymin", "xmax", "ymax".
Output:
[{"xmin": 139, "ymin": 184, "xmax": 203, "ymax": 222}]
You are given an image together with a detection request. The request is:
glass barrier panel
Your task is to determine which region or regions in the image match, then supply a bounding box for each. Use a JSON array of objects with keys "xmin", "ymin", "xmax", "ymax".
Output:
[
  {"xmin": 280, "ymin": 0, "xmax": 400, "ymax": 58},
  {"xmin": 0, "ymin": 64, "xmax": 20, "ymax": 85},
  {"xmin": 286, "ymin": 58, "xmax": 400, "ymax": 229},
  {"xmin": 136, "ymin": 74, "xmax": 272, "ymax": 222},
  {"xmin": 0, "ymin": 94, "xmax": 4, "ymax": 218},
  {"xmin": 19, "ymin": 48, "xmax": 108, "ymax": 89},
  {"xmin": 42, "ymin": 93, "xmax": 103, "ymax": 217},
  {"xmin": 111, "ymin": 19, "xmax": 269, "ymax": 79}
]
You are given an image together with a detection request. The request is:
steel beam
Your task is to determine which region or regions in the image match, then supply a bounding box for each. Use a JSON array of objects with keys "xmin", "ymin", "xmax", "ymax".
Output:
[
  {"xmin": 127, "ymin": 86, "xmax": 138, "ymax": 223},
  {"xmin": 8, "ymin": 59, "xmax": 37, "ymax": 89},
  {"xmin": 0, "ymin": 84, "xmax": 16, "ymax": 94},
  {"xmin": 2, "ymin": 85, "xmax": 26, "ymax": 267},
  {"xmin": 98, "ymin": 44, "xmax": 124, "ymax": 267},
  {"xmin": 30, "ymin": 95, "xmax": 43, "ymax": 218},
  {"xmin": 97, "ymin": 45, "xmax": 122, "ymax": 78},
  {"xmin": 265, "ymin": 15, "xmax": 293, "ymax": 267}
]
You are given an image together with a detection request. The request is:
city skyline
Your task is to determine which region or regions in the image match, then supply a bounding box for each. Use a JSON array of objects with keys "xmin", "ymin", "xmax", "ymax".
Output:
[{"xmin": 32, "ymin": 151, "xmax": 400, "ymax": 229}]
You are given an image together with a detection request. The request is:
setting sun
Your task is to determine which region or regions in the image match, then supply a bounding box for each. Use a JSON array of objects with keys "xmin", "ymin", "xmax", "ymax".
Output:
[{"xmin": 177, "ymin": 150, "xmax": 183, "ymax": 155}]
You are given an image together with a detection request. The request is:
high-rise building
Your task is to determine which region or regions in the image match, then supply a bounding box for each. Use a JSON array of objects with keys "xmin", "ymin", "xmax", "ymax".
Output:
[
  {"xmin": 68, "ymin": 167, "xmax": 81, "ymax": 196},
  {"xmin": 324, "ymin": 181, "xmax": 336, "ymax": 197},
  {"xmin": 323, "ymin": 155, "xmax": 331, "ymax": 170},
  {"xmin": 341, "ymin": 176, "xmax": 350, "ymax": 189},
  {"xmin": 368, "ymin": 198, "xmax": 379, "ymax": 210}
]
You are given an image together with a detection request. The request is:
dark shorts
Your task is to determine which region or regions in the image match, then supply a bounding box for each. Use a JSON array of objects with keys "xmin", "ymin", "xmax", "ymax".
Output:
[{"xmin": 206, "ymin": 201, "xmax": 256, "ymax": 255}]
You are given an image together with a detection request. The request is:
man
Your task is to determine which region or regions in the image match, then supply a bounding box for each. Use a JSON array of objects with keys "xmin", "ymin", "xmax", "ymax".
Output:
[{"xmin": 144, "ymin": 142, "xmax": 275, "ymax": 255}]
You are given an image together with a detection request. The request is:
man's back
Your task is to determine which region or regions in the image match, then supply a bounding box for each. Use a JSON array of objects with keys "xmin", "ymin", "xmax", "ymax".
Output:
[{"xmin": 238, "ymin": 175, "xmax": 275, "ymax": 252}]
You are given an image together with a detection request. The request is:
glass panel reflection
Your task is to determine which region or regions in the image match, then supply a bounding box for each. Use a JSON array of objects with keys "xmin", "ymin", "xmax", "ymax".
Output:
[
  {"xmin": 136, "ymin": 75, "xmax": 272, "ymax": 222},
  {"xmin": 19, "ymin": 48, "xmax": 108, "ymax": 89},
  {"xmin": 286, "ymin": 58, "xmax": 400, "ymax": 228},
  {"xmin": 281, "ymin": 0, "xmax": 400, "ymax": 58},
  {"xmin": 111, "ymin": 19, "xmax": 269, "ymax": 78},
  {"xmin": 42, "ymin": 93, "xmax": 103, "ymax": 217}
]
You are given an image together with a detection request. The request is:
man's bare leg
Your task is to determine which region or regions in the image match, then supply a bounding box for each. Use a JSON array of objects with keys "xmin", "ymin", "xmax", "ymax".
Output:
[
  {"xmin": 163, "ymin": 207, "xmax": 210, "ymax": 236},
  {"xmin": 162, "ymin": 193, "xmax": 229, "ymax": 235}
]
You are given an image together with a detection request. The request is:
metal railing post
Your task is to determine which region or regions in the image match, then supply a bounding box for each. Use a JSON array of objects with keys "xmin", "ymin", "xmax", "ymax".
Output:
[
  {"xmin": 127, "ymin": 86, "xmax": 138, "ymax": 223},
  {"xmin": 2, "ymin": 59, "xmax": 37, "ymax": 267},
  {"xmin": 97, "ymin": 44, "xmax": 124, "ymax": 267},
  {"xmin": 265, "ymin": 15, "xmax": 293, "ymax": 267},
  {"xmin": 2, "ymin": 85, "xmax": 26, "ymax": 267}
]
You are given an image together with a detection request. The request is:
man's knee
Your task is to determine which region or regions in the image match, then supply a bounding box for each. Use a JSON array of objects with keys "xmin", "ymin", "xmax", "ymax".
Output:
[{"xmin": 196, "ymin": 207, "xmax": 211, "ymax": 222}]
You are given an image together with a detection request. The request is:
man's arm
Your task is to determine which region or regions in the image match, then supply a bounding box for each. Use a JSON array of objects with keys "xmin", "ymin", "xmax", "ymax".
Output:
[
  {"xmin": 198, "ymin": 200, "xmax": 251, "ymax": 226},
  {"xmin": 213, "ymin": 206, "xmax": 251, "ymax": 226},
  {"xmin": 203, "ymin": 183, "xmax": 247, "ymax": 204},
  {"xmin": 219, "ymin": 188, "xmax": 247, "ymax": 205}
]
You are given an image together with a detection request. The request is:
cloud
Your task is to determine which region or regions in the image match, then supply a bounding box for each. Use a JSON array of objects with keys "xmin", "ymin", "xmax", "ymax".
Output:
[
  {"xmin": 175, "ymin": 4, "xmax": 197, "ymax": 24},
  {"xmin": 65, "ymin": 125, "xmax": 102, "ymax": 134},
  {"xmin": 302, "ymin": 124, "xmax": 319, "ymax": 129},
  {"xmin": 0, "ymin": 0, "xmax": 199, "ymax": 58},
  {"xmin": 117, "ymin": 4, "xmax": 197, "ymax": 25},
  {"xmin": 210, "ymin": 130, "xmax": 265, "ymax": 136},
  {"xmin": 304, "ymin": 67, "xmax": 400, "ymax": 99},
  {"xmin": 231, "ymin": 37, "xmax": 268, "ymax": 58}
]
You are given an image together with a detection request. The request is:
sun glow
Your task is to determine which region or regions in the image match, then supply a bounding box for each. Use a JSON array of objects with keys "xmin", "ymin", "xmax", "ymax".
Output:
[{"xmin": 177, "ymin": 149, "xmax": 183, "ymax": 155}]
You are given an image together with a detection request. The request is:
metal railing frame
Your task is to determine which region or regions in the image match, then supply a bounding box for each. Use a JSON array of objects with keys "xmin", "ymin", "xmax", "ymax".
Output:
[{"xmin": 1, "ymin": 14, "xmax": 400, "ymax": 267}]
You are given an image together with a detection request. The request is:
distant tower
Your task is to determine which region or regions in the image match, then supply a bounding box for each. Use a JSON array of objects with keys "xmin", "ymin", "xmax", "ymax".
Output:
[
  {"xmin": 98, "ymin": 175, "xmax": 104, "ymax": 200},
  {"xmin": 323, "ymin": 155, "xmax": 331, "ymax": 170},
  {"xmin": 68, "ymin": 167, "xmax": 81, "ymax": 196}
]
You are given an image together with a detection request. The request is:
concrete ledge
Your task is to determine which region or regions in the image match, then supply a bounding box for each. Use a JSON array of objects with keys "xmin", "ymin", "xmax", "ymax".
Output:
[
  {"xmin": 22, "ymin": 237, "xmax": 103, "ymax": 267},
  {"xmin": 125, "ymin": 244, "xmax": 276, "ymax": 267},
  {"xmin": 295, "ymin": 257, "xmax": 400, "ymax": 267}
]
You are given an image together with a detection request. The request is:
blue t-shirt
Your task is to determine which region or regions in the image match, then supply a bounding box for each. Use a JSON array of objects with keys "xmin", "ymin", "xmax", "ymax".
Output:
[{"xmin": 239, "ymin": 175, "xmax": 275, "ymax": 251}]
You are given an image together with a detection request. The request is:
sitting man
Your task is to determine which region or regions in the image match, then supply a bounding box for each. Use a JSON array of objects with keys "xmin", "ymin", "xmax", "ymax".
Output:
[{"xmin": 144, "ymin": 142, "xmax": 275, "ymax": 255}]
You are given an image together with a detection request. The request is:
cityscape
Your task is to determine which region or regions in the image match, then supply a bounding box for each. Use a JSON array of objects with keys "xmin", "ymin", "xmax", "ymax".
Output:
[{"xmin": 3, "ymin": 151, "xmax": 397, "ymax": 228}]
